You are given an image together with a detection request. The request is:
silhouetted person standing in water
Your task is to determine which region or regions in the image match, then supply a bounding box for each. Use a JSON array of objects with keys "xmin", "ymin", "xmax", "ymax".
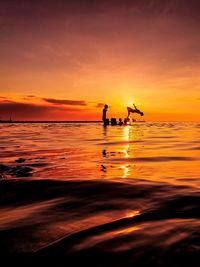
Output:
[{"xmin": 102, "ymin": 104, "xmax": 108, "ymax": 126}]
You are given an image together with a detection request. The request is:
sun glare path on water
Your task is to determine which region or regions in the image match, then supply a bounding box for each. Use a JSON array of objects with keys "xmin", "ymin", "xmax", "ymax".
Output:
[{"xmin": 126, "ymin": 210, "xmax": 140, "ymax": 218}]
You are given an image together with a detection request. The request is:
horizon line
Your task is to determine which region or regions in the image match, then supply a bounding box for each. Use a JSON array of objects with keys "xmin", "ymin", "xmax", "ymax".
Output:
[
  {"xmin": 0, "ymin": 120, "xmax": 102, "ymax": 123},
  {"xmin": 0, "ymin": 120, "xmax": 199, "ymax": 123}
]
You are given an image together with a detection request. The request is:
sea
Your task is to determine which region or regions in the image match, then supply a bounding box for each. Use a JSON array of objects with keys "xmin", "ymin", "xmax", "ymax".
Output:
[{"xmin": 0, "ymin": 122, "xmax": 199, "ymax": 266}]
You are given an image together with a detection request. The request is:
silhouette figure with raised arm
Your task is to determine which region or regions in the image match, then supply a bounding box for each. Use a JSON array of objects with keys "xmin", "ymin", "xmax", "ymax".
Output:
[
  {"xmin": 126, "ymin": 104, "xmax": 144, "ymax": 123},
  {"xmin": 127, "ymin": 104, "xmax": 144, "ymax": 117},
  {"xmin": 102, "ymin": 104, "xmax": 109, "ymax": 126}
]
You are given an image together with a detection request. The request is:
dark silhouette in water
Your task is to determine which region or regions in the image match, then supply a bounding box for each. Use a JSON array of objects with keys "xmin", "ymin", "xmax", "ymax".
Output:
[
  {"xmin": 118, "ymin": 118, "xmax": 123, "ymax": 125},
  {"xmin": 126, "ymin": 104, "xmax": 144, "ymax": 124},
  {"xmin": 102, "ymin": 103, "xmax": 144, "ymax": 126},
  {"xmin": 105, "ymin": 118, "xmax": 109, "ymax": 126},
  {"xmin": 127, "ymin": 104, "xmax": 144, "ymax": 118},
  {"xmin": 111, "ymin": 118, "xmax": 117, "ymax": 126},
  {"xmin": 102, "ymin": 104, "xmax": 109, "ymax": 126}
]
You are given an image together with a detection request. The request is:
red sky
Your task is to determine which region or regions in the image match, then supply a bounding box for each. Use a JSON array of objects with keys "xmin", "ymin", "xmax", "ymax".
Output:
[{"xmin": 0, "ymin": 0, "xmax": 200, "ymax": 121}]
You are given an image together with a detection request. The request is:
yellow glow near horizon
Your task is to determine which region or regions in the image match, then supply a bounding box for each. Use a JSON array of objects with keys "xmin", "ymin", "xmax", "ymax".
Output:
[{"xmin": 0, "ymin": 1, "xmax": 200, "ymax": 121}]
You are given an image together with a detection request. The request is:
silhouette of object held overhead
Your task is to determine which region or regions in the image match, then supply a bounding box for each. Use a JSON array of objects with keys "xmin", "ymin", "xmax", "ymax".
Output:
[{"xmin": 102, "ymin": 104, "xmax": 109, "ymax": 126}]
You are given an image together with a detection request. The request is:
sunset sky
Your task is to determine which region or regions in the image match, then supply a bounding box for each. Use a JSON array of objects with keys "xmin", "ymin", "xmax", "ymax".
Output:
[{"xmin": 0, "ymin": 0, "xmax": 200, "ymax": 121}]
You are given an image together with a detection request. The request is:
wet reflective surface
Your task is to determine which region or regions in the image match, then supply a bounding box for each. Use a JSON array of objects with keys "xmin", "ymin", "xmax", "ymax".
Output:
[
  {"xmin": 0, "ymin": 122, "xmax": 200, "ymax": 186},
  {"xmin": 0, "ymin": 122, "xmax": 199, "ymax": 266}
]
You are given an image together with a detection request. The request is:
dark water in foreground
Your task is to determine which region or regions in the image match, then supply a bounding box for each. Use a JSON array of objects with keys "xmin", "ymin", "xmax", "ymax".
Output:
[{"xmin": 0, "ymin": 122, "xmax": 200, "ymax": 266}]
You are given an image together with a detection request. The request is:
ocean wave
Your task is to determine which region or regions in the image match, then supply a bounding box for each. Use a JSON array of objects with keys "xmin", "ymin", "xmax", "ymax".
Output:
[{"xmin": 0, "ymin": 178, "xmax": 199, "ymax": 267}]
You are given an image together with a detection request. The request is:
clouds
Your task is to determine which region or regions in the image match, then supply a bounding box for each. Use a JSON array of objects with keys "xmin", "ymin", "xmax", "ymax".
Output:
[
  {"xmin": 96, "ymin": 103, "xmax": 104, "ymax": 108},
  {"xmin": 1, "ymin": 1, "xmax": 200, "ymax": 18},
  {"xmin": 27, "ymin": 95, "xmax": 36, "ymax": 98},
  {"xmin": 0, "ymin": 101, "xmax": 50, "ymax": 120},
  {"xmin": 0, "ymin": 96, "xmax": 102, "ymax": 120},
  {"xmin": 42, "ymin": 98, "xmax": 87, "ymax": 106},
  {"xmin": 0, "ymin": 0, "xmax": 200, "ymax": 121},
  {"xmin": 0, "ymin": 98, "xmax": 87, "ymax": 120},
  {"xmin": 1, "ymin": 0, "xmax": 199, "ymax": 77},
  {"xmin": 1, "ymin": 0, "xmax": 199, "ymax": 75}
]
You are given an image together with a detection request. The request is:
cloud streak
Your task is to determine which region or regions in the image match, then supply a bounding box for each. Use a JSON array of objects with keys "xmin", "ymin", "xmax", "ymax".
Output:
[
  {"xmin": 0, "ymin": 1, "xmax": 200, "ymax": 121},
  {"xmin": 0, "ymin": 100, "xmax": 84, "ymax": 120},
  {"xmin": 96, "ymin": 103, "xmax": 104, "ymax": 108},
  {"xmin": 42, "ymin": 98, "xmax": 87, "ymax": 106}
]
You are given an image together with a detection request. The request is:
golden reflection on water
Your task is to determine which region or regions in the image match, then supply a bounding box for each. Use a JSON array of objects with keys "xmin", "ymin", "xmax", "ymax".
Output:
[
  {"xmin": 123, "ymin": 125, "xmax": 130, "ymax": 141},
  {"xmin": 72, "ymin": 225, "xmax": 140, "ymax": 251},
  {"xmin": 72, "ymin": 209, "xmax": 141, "ymax": 251},
  {"xmin": 114, "ymin": 225, "xmax": 140, "ymax": 235},
  {"xmin": 121, "ymin": 164, "xmax": 130, "ymax": 178},
  {"xmin": 126, "ymin": 210, "xmax": 140, "ymax": 218},
  {"xmin": 121, "ymin": 126, "xmax": 131, "ymax": 178},
  {"xmin": 121, "ymin": 144, "xmax": 130, "ymax": 158},
  {"xmin": 1, "ymin": 122, "xmax": 199, "ymax": 187}
]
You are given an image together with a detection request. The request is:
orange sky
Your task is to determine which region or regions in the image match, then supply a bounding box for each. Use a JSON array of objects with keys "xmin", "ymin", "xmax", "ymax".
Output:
[{"xmin": 0, "ymin": 0, "xmax": 200, "ymax": 121}]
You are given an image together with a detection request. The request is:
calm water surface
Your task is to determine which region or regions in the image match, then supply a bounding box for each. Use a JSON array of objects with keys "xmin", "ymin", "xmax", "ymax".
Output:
[
  {"xmin": 0, "ymin": 122, "xmax": 200, "ymax": 185},
  {"xmin": 0, "ymin": 122, "xmax": 199, "ymax": 266}
]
